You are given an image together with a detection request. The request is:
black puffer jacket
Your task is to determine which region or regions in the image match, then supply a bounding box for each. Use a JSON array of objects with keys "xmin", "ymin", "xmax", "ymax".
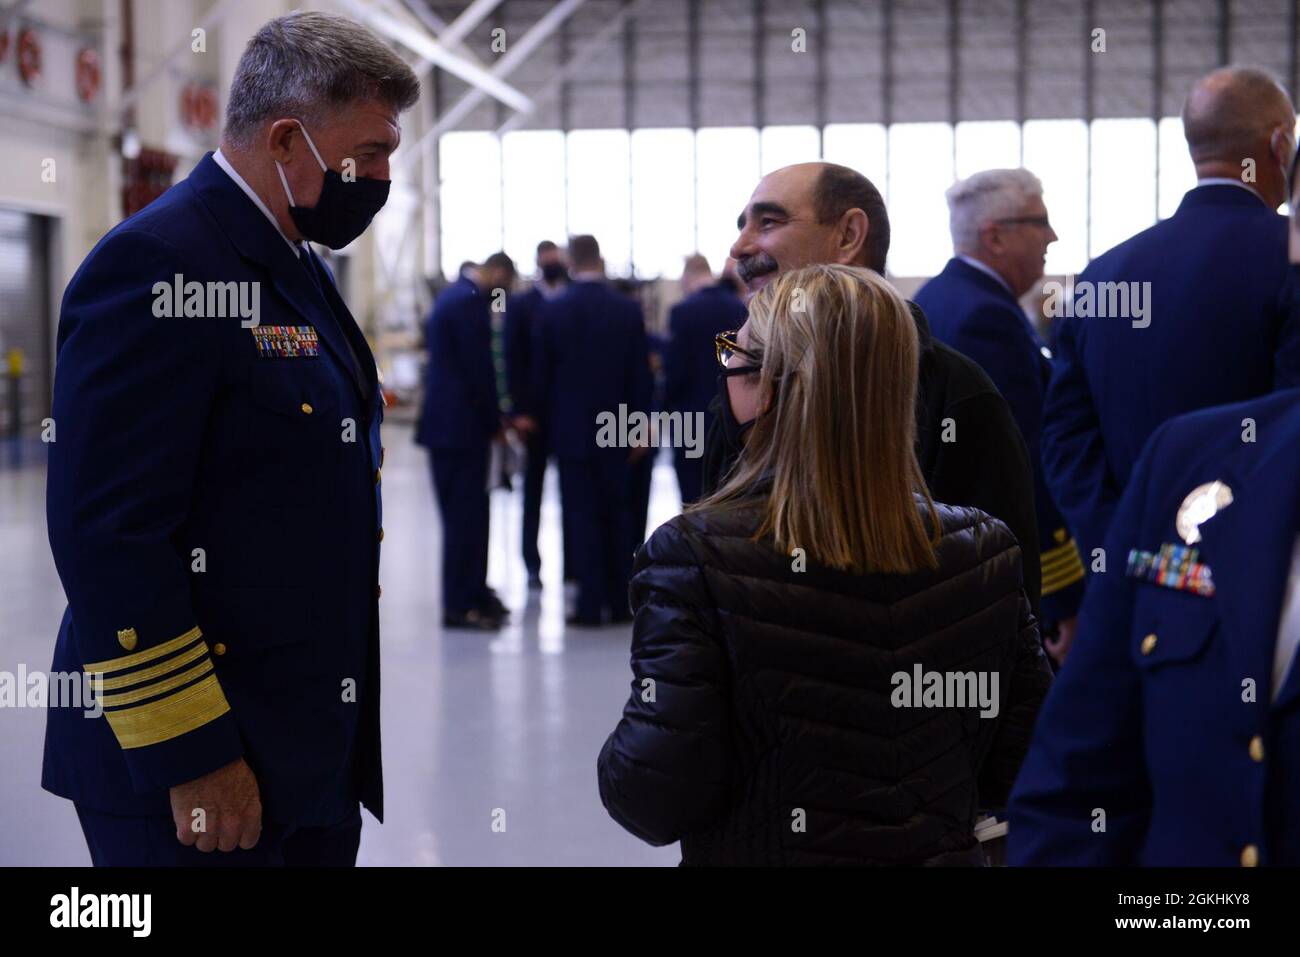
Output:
[{"xmin": 597, "ymin": 489, "xmax": 1052, "ymax": 866}]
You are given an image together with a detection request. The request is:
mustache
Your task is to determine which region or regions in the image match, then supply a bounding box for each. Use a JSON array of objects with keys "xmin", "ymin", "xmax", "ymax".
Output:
[{"xmin": 735, "ymin": 252, "xmax": 778, "ymax": 284}]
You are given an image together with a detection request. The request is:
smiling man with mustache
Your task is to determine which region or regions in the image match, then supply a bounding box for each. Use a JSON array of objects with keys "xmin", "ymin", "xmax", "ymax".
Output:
[{"xmin": 702, "ymin": 161, "xmax": 1044, "ymax": 618}]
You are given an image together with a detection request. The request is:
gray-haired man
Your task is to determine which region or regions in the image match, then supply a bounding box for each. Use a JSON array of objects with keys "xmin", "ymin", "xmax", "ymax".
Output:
[
  {"xmin": 914, "ymin": 169, "xmax": 1085, "ymax": 664},
  {"xmin": 42, "ymin": 11, "xmax": 418, "ymax": 865}
]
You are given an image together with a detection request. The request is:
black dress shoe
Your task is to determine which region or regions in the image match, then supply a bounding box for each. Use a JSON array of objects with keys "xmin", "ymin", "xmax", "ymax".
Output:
[
  {"xmin": 443, "ymin": 608, "xmax": 501, "ymax": 631},
  {"xmin": 480, "ymin": 590, "xmax": 509, "ymax": 619}
]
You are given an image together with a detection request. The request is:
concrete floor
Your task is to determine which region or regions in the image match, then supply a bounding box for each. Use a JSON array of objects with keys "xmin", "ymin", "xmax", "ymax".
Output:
[{"xmin": 0, "ymin": 424, "xmax": 682, "ymax": 866}]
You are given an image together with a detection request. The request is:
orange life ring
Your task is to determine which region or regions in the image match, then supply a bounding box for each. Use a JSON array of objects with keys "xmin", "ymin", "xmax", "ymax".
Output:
[
  {"xmin": 75, "ymin": 47, "xmax": 100, "ymax": 102},
  {"xmin": 17, "ymin": 27, "xmax": 40, "ymax": 86}
]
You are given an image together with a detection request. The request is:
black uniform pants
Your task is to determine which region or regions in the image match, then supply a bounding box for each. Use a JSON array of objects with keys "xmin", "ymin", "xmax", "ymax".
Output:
[
  {"xmin": 75, "ymin": 803, "xmax": 361, "ymax": 867},
  {"xmin": 559, "ymin": 455, "xmax": 632, "ymax": 621},
  {"xmin": 521, "ymin": 429, "xmax": 547, "ymax": 575},
  {"xmin": 430, "ymin": 446, "xmax": 491, "ymax": 615}
]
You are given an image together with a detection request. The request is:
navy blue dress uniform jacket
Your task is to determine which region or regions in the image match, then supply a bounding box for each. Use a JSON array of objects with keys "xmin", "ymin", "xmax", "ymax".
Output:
[
  {"xmin": 916, "ymin": 257, "xmax": 1084, "ymax": 622},
  {"xmin": 663, "ymin": 282, "xmax": 748, "ymax": 420},
  {"xmin": 533, "ymin": 279, "xmax": 653, "ymax": 459},
  {"xmin": 42, "ymin": 153, "xmax": 385, "ymax": 827},
  {"xmin": 1042, "ymin": 183, "xmax": 1300, "ymax": 561},
  {"xmin": 1010, "ymin": 387, "xmax": 1300, "ymax": 866},
  {"xmin": 415, "ymin": 275, "xmax": 500, "ymax": 450},
  {"xmin": 503, "ymin": 283, "xmax": 546, "ymax": 418}
]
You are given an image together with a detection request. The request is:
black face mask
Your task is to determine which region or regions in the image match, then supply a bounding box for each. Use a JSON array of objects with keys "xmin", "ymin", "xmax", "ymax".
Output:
[
  {"xmin": 275, "ymin": 121, "xmax": 390, "ymax": 250},
  {"xmin": 541, "ymin": 262, "xmax": 568, "ymax": 283},
  {"xmin": 717, "ymin": 372, "xmax": 757, "ymax": 451}
]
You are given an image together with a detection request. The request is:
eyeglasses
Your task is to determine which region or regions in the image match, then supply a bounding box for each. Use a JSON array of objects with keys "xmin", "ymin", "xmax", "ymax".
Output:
[
  {"xmin": 715, "ymin": 329, "xmax": 760, "ymax": 373},
  {"xmin": 993, "ymin": 215, "xmax": 1053, "ymax": 230}
]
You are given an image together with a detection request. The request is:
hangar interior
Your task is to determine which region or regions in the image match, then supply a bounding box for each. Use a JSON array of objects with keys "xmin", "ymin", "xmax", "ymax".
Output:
[{"xmin": 0, "ymin": 0, "xmax": 1296, "ymax": 865}]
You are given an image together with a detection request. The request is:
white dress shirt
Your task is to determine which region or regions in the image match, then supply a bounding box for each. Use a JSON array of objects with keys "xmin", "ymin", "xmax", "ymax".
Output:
[
  {"xmin": 1195, "ymin": 176, "xmax": 1270, "ymax": 207},
  {"xmin": 212, "ymin": 148, "xmax": 302, "ymax": 258},
  {"xmin": 1272, "ymin": 536, "xmax": 1300, "ymax": 701},
  {"xmin": 956, "ymin": 254, "xmax": 1015, "ymax": 297}
]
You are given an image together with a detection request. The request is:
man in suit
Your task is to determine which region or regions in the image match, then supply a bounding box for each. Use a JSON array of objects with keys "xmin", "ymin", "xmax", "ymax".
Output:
[
  {"xmin": 1043, "ymin": 66, "xmax": 1300, "ymax": 563},
  {"xmin": 504, "ymin": 240, "xmax": 568, "ymax": 589},
  {"xmin": 42, "ymin": 11, "xmax": 417, "ymax": 865},
  {"xmin": 534, "ymin": 235, "xmax": 652, "ymax": 625},
  {"xmin": 711, "ymin": 163, "xmax": 1043, "ymax": 615},
  {"xmin": 1009, "ymin": 386, "xmax": 1300, "ymax": 865},
  {"xmin": 416, "ymin": 252, "xmax": 516, "ymax": 630},
  {"xmin": 664, "ymin": 255, "xmax": 747, "ymax": 504},
  {"xmin": 916, "ymin": 169, "xmax": 1084, "ymax": 662}
]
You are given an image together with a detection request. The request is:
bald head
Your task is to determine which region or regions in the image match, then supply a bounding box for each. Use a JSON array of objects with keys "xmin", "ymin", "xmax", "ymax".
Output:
[{"xmin": 1184, "ymin": 67, "xmax": 1293, "ymax": 160}]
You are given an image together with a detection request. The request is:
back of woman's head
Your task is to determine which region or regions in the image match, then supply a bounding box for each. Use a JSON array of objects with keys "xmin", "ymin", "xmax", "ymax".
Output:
[{"xmin": 699, "ymin": 263, "xmax": 939, "ymax": 574}]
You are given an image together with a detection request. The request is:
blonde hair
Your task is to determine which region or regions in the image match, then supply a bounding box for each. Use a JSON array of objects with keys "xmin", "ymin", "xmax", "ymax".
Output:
[{"xmin": 695, "ymin": 264, "xmax": 939, "ymax": 574}]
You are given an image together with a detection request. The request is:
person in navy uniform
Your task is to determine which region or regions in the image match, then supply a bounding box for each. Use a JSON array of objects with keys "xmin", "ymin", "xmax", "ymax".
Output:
[
  {"xmin": 1043, "ymin": 66, "xmax": 1300, "ymax": 563},
  {"xmin": 664, "ymin": 255, "xmax": 747, "ymax": 505},
  {"xmin": 915, "ymin": 168, "xmax": 1084, "ymax": 663},
  {"xmin": 41, "ymin": 12, "xmax": 418, "ymax": 865},
  {"xmin": 1009, "ymin": 386, "xmax": 1300, "ymax": 865},
  {"xmin": 534, "ymin": 235, "xmax": 652, "ymax": 626},
  {"xmin": 416, "ymin": 252, "xmax": 516, "ymax": 630},
  {"xmin": 503, "ymin": 240, "xmax": 568, "ymax": 590}
]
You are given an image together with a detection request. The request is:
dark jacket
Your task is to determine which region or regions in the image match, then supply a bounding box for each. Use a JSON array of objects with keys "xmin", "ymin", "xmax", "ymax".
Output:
[
  {"xmin": 533, "ymin": 278, "xmax": 653, "ymax": 461},
  {"xmin": 42, "ymin": 153, "xmax": 384, "ymax": 825},
  {"xmin": 664, "ymin": 282, "xmax": 748, "ymax": 418},
  {"xmin": 1043, "ymin": 184, "xmax": 1300, "ymax": 561},
  {"xmin": 597, "ymin": 485, "xmax": 1053, "ymax": 865},
  {"xmin": 415, "ymin": 275, "xmax": 500, "ymax": 450},
  {"xmin": 701, "ymin": 301, "xmax": 1043, "ymax": 616},
  {"xmin": 1011, "ymin": 387, "xmax": 1300, "ymax": 866},
  {"xmin": 916, "ymin": 258, "xmax": 1084, "ymax": 622}
]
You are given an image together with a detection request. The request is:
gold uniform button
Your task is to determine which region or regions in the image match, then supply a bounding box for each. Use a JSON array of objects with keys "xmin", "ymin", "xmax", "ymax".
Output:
[
  {"xmin": 212, "ymin": 643, "xmax": 227, "ymax": 656},
  {"xmin": 1241, "ymin": 844, "xmax": 1259, "ymax": 867},
  {"xmin": 378, "ymin": 527, "xmax": 385, "ymax": 542},
  {"xmin": 1140, "ymin": 633, "xmax": 1158, "ymax": 655},
  {"xmin": 300, "ymin": 402, "xmax": 313, "ymax": 415},
  {"xmin": 376, "ymin": 584, "xmax": 383, "ymax": 599},
  {"xmin": 381, "ymin": 447, "xmax": 386, "ymax": 466},
  {"xmin": 375, "ymin": 468, "xmax": 382, "ymax": 485},
  {"xmin": 1249, "ymin": 736, "xmax": 1265, "ymax": 762}
]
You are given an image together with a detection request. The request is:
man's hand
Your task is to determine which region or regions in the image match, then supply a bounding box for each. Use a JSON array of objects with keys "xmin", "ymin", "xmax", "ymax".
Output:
[
  {"xmin": 512, "ymin": 414, "xmax": 539, "ymax": 437},
  {"xmin": 1045, "ymin": 616, "xmax": 1078, "ymax": 667},
  {"xmin": 170, "ymin": 757, "xmax": 262, "ymax": 852}
]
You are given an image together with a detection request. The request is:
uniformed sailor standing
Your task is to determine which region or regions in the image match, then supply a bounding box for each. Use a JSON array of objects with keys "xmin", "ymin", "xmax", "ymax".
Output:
[
  {"xmin": 915, "ymin": 169, "xmax": 1085, "ymax": 662},
  {"xmin": 1009, "ymin": 386, "xmax": 1300, "ymax": 865},
  {"xmin": 1042, "ymin": 66, "xmax": 1300, "ymax": 563},
  {"xmin": 41, "ymin": 12, "xmax": 418, "ymax": 865}
]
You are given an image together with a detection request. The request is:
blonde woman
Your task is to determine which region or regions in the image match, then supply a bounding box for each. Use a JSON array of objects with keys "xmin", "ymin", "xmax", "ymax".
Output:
[{"xmin": 597, "ymin": 264, "xmax": 1052, "ymax": 866}]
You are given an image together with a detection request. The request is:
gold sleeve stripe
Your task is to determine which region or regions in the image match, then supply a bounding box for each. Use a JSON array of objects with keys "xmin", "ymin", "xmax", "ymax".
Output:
[
  {"xmin": 1042, "ymin": 563, "xmax": 1085, "ymax": 594},
  {"xmin": 99, "ymin": 659, "xmax": 215, "ymax": 708},
  {"xmin": 1042, "ymin": 538, "xmax": 1083, "ymax": 567},
  {"xmin": 93, "ymin": 641, "xmax": 209, "ymax": 691},
  {"xmin": 84, "ymin": 626, "xmax": 203, "ymax": 674},
  {"xmin": 103, "ymin": 673, "xmax": 231, "ymax": 750}
]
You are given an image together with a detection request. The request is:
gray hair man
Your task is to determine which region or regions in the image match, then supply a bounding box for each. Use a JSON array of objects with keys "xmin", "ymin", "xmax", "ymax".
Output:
[
  {"xmin": 43, "ymin": 11, "xmax": 418, "ymax": 866},
  {"xmin": 914, "ymin": 168, "xmax": 1083, "ymax": 663}
]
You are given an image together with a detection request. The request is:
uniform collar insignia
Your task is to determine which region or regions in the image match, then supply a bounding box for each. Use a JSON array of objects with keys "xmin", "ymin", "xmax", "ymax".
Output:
[{"xmin": 1176, "ymin": 480, "xmax": 1234, "ymax": 545}]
